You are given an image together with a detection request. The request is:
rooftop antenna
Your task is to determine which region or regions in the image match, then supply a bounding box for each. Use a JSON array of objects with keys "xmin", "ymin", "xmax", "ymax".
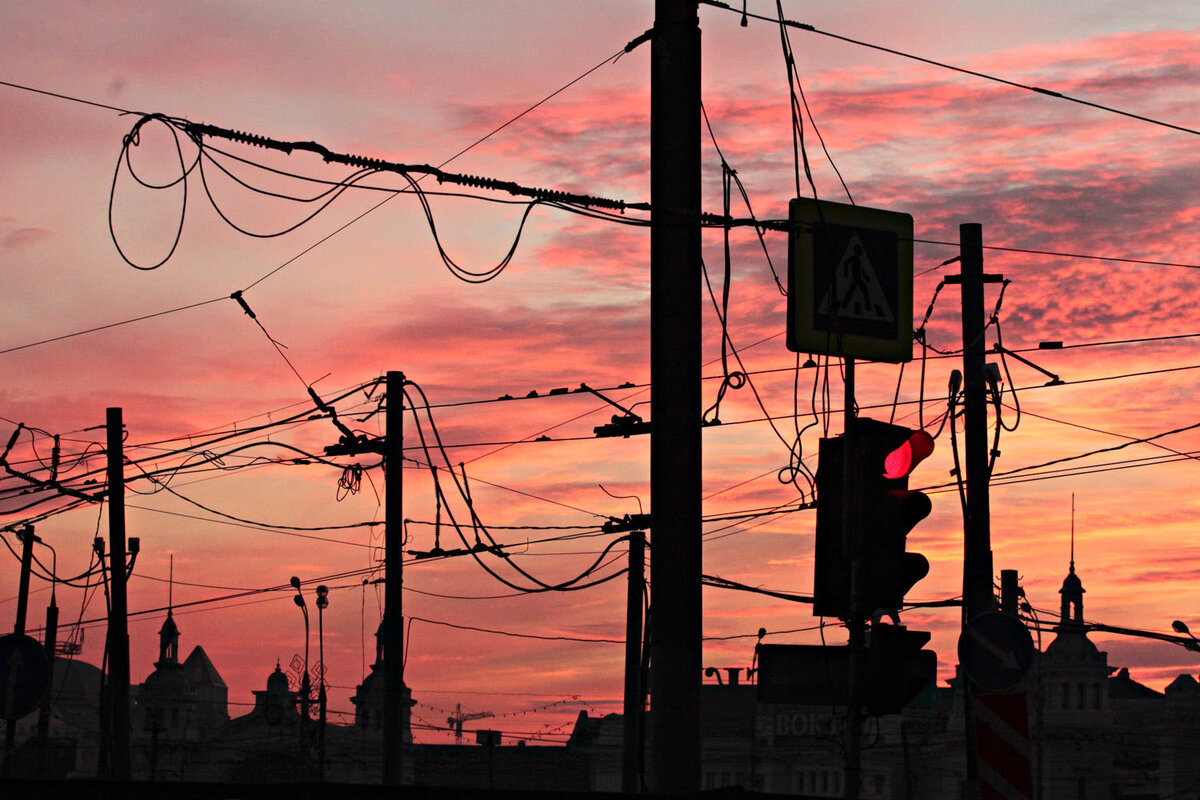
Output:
[{"xmin": 168, "ymin": 553, "xmax": 174, "ymax": 610}]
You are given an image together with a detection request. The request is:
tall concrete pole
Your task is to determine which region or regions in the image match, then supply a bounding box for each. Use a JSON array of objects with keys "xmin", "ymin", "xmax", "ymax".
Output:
[
  {"xmin": 383, "ymin": 371, "xmax": 406, "ymax": 786},
  {"xmin": 648, "ymin": 0, "xmax": 703, "ymax": 793},
  {"xmin": 958, "ymin": 224, "xmax": 995, "ymax": 622},
  {"xmin": 105, "ymin": 407, "xmax": 131, "ymax": 781},
  {"xmin": 622, "ymin": 530, "xmax": 646, "ymax": 793},
  {"xmin": 956, "ymin": 223, "xmax": 999, "ymax": 796}
]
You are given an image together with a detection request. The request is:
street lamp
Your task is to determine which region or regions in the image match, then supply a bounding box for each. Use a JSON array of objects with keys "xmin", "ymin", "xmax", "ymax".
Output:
[
  {"xmin": 1172, "ymin": 620, "xmax": 1200, "ymax": 652},
  {"xmin": 290, "ymin": 577, "xmax": 312, "ymax": 732},
  {"xmin": 315, "ymin": 584, "xmax": 329, "ymax": 781}
]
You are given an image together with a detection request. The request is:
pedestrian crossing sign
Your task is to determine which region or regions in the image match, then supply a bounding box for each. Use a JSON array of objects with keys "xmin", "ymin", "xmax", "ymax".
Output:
[{"xmin": 787, "ymin": 198, "xmax": 914, "ymax": 363}]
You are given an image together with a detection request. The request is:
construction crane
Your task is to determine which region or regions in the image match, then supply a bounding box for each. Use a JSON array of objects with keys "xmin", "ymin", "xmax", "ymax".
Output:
[{"xmin": 447, "ymin": 703, "xmax": 494, "ymax": 743}]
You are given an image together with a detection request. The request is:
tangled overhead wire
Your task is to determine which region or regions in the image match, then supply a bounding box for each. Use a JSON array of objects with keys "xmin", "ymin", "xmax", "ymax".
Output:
[
  {"xmin": 0, "ymin": 378, "xmax": 388, "ymax": 534},
  {"xmin": 399, "ymin": 376, "xmax": 630, "ymax": 594},
  {"xmin": 108, "ymin": 113, "xmax": 650, "ymax": 281}
]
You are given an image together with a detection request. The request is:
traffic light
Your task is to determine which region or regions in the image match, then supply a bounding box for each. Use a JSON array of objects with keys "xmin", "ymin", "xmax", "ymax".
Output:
[
  {"xmin": 813, "ymin": 417, "xmax": 933, "ymax": 620},
  {"xmin": 756, "ymin": 627, "xmax": 937, "ymax": 715},
  {"xmin": 865, "ymin": 623, "xmax": 937, "ymax": 715}
]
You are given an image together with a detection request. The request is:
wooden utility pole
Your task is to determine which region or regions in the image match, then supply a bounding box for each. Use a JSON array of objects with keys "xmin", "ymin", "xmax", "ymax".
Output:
[
  {"xmin": 648, "ymin": 0, "xmax": 703, "ymax": 793},
  {"xmin": 105, "ymin": 407, "xmax": 131, "ymax": 781},
  {"xmin": 383, "ymin": 370, "xmax": 406, "ymax": 786}
]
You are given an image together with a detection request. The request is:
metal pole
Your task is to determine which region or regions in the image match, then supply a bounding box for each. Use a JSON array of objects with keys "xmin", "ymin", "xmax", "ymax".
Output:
[
  {"xmin": 383, "ymin": 370, "xmax": 406, "ymax": 786},
  {"xmin": 37, "ymin": 593, "xmax": 59, "ymax": 742},
  {"xmin": 292, "ymin": 583, "xmax": 310, "ymax": 759},
  {"xmin": 105, "ymin": 408, "xmax": 130, "ymax": 781},
  {"xmin": 622, "ymin": 530, "xmax": 646, "ymax": 793},
  {"xmin": 318, "ymin": 599, "xmax": 326, "ymax": 781},
  {"xmin": 842, "ymin": 365, "xmax": 864, "ymax": 800},
  {"xmin": 648, "ymin": 1, "xmax": 703, "ymax": 793}
]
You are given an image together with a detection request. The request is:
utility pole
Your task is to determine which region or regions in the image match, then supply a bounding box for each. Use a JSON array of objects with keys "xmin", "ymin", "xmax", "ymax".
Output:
[
  {"xmin": 4, "ymin": 526, "xmax": 39, "ymax": 768},
  {"xmin": 105, "ymin": 407, "xmax": 131, "ymax": 781},
  {"xmin": 321, "ymin": 372, "xmax": 406, "ymax": 783},
  {"xmin": 648, "ymin": 0, "xmax": 703, "ymax": 793},
  {"xmin": 622, "ymin": 529, "xmax": 645, "ymax": 793},
  {"xmin": 383, "ymin": 370, "xmax": 405, "ymax": 786},
  {"xmin": 956, "ymin": 224, "xmax": 996, "ymax": 623},
  {"xmin": 948, "ymin": 223, "xmax": 1002, "ymax": 795},
  {"xmin": 13, "ymin": 526, "xmax": 36, "ymax": 637}
]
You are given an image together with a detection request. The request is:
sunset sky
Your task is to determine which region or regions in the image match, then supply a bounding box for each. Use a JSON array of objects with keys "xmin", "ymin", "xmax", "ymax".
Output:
[{"xmin": 2, "ymin": 1, "xmax": 1199, "ymax": 745}]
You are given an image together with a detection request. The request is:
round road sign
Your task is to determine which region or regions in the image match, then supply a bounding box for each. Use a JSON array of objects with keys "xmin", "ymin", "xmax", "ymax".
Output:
[
  {"xmin": 0, "ymin": 633, "xmax": 51, "ymax": 721},
  {"xmin": 957, "ymin": 612, "xmax": 1035, "ymax": 691}
]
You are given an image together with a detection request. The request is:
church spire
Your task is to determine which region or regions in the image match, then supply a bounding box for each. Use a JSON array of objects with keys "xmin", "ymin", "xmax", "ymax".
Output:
[
  {"xmin": 157, "ymin": 554, "xmax": 180, "ymax": 666},
  {"xmin": 1070, "ymin": 492, "xmax": 1076, "ymax": 572},
  {"xmin": 1059, "ymin": 496, "xmax": 1085, "ymax": 626}
]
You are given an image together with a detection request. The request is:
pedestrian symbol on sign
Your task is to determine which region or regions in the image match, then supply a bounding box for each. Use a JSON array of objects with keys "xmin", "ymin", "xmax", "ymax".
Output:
[
  {"xmin": 787, "ymin": 197, "xmax": 914, "ymax": 363},
  {"xmin": 817, "ymin": 232, "xmax": 895, "ymax": 325}
]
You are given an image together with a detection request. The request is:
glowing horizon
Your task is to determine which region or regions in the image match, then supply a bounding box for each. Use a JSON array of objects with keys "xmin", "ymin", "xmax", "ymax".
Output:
[{"xmin": 2, "ymin": 1, "xmax": 1199, "ymax": 745}]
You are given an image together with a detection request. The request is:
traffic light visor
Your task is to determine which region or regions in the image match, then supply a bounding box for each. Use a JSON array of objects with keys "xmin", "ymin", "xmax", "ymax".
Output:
[{"xmin": 882, "ymin": 430, "xmax": 934, "ymax": 480}]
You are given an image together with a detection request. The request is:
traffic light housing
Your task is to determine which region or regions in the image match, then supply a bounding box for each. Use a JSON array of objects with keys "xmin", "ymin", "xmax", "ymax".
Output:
[
  {"xmin": 756, "ymin": 625, "xmax": 937, "ymax": 715},
  {"xmin": 865, "ymin": 623, "xmax": 937, "ymax": 715},
  {"xmin": 813, "ymin": 417, "xmax": 933, "ymax": 620}
]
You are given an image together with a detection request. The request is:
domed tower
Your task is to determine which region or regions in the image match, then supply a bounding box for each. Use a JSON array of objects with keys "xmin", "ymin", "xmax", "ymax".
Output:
[
  {"xmin": 251, "ymin": 662, "xmax": 298, "ymax": 726},
  {"xmin": 156, "ymin": 609, "xmax": 180, "ymax": 667},
  {"xmin": 137, "ymin": 560, "xmax": 228, "ymax": 750},
  {"xmin": 350, "ymin": 620, "xmax": 413, "ymax": 740},
  {"xmin": 1058, "ymin": 559, "xmax": 1085, "ymax": 629},
  {"xmin": 1037, "ymin": 501, "xmax": 1114, "ymax": 797}
]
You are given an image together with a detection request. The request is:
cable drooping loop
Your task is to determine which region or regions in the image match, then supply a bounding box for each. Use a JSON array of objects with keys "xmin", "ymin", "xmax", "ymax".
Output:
[
  {"xmin": 914, "ymin": 278, "xmax": 948, "ymax": 429},
  {"xmin": 108, "ymin": 113, "xmax": 649, "ymax": 281},
  {"xmin": 700, "ymin": 101, "xmax": 785, "ymax": 295},
  {"xmin": 401, "ymin": 378, "xmax": 627, "ymax": 594},
  {"xmin": 702, "ymin": 164, "xmax": 747, "ymax": 426},
  {"xmin": 108, "ymin": 113, "xmax": 195, "ymax": 270}
]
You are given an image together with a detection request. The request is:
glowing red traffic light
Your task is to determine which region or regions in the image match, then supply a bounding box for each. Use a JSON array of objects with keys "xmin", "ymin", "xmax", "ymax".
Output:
[{"xmin": 883, "ymin": 430, "xmax": 934, "ymax": 480}]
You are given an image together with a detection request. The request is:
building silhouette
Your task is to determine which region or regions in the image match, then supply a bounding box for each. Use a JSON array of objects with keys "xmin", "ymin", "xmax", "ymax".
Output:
[
  {"xmin": 133, "ymin": 608, "xmax": 229, "ymax": 779},
  {"xmin": 7, "ymin": 561, "xmax": 1200, "ymax": 797}
]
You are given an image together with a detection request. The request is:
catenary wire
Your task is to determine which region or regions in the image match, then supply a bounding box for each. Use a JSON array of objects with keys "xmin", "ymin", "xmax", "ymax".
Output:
[{"xmin": 705, "ymin": 0, "xmax": 1200, "ymax": 137}]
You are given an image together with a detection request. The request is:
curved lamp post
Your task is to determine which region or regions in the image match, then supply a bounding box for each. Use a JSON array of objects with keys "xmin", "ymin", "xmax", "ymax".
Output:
[
  {"xmin": 316, "ymin": 584, "xmax": 329, "ymax": 780},
  {"xmin": 290, "ymin": 576, "xmax": 312, "ymax": 748}
]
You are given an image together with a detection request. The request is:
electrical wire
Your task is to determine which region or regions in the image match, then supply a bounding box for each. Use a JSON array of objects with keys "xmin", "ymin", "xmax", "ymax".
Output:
[
  {"xmin": 408, "ymin": 616, "xmax": 624, "ymax": 644},
  {"xmin": 708, "ymin": 0, "xmax": 1200, "ymax": 137}
]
